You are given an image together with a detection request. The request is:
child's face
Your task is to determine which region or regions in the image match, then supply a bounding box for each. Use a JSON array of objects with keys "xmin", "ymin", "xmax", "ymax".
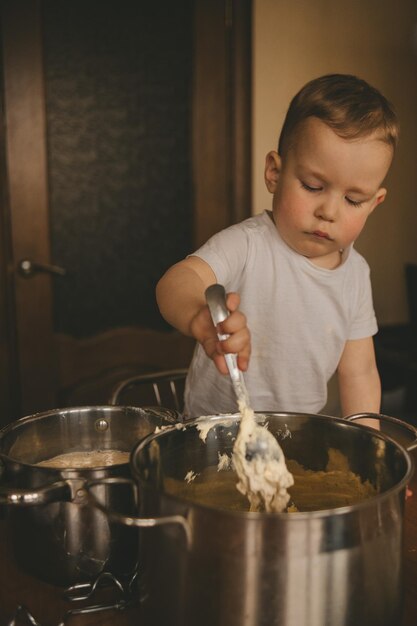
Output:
[{"xmin": 264, "ymin": 117, "xmax": 393, "ymax": 269}]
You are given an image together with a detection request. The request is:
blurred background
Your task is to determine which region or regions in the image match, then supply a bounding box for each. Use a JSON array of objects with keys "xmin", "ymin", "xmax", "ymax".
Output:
[{"xmin": 1, "ymin": 0, "xmax": 416, "ymax": 423}]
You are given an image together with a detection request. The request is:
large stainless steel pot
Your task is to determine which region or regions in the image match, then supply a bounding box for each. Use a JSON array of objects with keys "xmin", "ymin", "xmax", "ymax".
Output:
[
  {"xmin": 0, "ymin": 405, "xmax": 177, "ymax": 587},
  {"xmin": 95, "ymin": 411, "xmax": 416, "ymax": 626}
]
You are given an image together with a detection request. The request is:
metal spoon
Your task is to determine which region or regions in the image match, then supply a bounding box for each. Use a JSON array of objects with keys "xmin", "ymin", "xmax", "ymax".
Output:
[{"xmin": 205, "ymin": 283, "xmax": 283, "ymax": 463}]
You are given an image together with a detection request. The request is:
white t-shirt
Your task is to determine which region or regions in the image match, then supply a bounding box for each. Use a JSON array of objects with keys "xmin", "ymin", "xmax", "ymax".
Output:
[{"xmin": 184, "ymin": 210, "xmax": 377, "ymax": 417}]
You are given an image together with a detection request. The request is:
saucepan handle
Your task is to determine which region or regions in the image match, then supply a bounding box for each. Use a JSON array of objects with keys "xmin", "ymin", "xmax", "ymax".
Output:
[
  {"xmin": 0, "ymin": 479, "xmax": 72, "ymax": 505},
  {"xmin": 346, "ymin": 413, "xmax": 417, "ymax": 451},
  {"xmin": 81, "ymin": 476, "xmax": 191, "ymax": 546}
]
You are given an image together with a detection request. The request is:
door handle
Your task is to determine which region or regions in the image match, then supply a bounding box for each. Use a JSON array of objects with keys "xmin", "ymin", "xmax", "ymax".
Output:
[{"xmin": 18, "ymin": 258, "xmax": 67, "ymax": 278}]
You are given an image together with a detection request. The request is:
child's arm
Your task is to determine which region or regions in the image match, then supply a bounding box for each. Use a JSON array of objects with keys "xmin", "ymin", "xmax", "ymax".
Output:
[
  {"xmin": 156, "ymin": 257, "xmax": 251, "ymax": 373},
  {"xmin": 336, "ymin": 336, "xmax": 381, "ymax": 427}
]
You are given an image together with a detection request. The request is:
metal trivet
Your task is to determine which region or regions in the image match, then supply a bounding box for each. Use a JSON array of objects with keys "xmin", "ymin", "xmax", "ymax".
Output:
[
  {"xmin": 7, "ymin": 606, "xmax": 41, "ymax": 626},
  {"xmin": 6, "ymin": 570, "xmax": 139, "ymax": 626}
]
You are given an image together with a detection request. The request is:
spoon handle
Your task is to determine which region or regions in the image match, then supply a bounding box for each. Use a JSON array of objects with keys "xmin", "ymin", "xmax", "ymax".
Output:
[{"xmin": 205, "ymin": 284, "xmax": 250, "ymax": 406}]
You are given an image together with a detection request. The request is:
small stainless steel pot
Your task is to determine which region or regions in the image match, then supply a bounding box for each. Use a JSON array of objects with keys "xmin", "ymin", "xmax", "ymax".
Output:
[
  {"xmin": 87, "ymin": 412, "xmax": 416, "ymax": 626},
  {"xmin": 0, "ymin": 405, "xmax": 177, "ymax": 587}
]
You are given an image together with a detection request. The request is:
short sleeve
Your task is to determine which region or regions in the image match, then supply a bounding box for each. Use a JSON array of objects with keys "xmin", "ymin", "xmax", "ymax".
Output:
[{"xmin": 188, "ymin": 222, "xmax": 250, "ymax": 287}]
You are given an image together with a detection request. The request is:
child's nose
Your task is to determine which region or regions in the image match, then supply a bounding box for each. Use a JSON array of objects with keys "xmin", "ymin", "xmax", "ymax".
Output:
[{"xmin": 314, "ymin": 198, "xmax": 338, "ymax": 222}]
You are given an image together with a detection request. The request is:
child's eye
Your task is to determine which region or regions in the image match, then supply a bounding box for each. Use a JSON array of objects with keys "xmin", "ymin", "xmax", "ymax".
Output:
[
  {"xmin": 301, "ymin": 181, "xmax": 321, "ymax": 192},
  {"xmin": 345, "ymin": 197, "xmax": 363, "ymax": 207}
]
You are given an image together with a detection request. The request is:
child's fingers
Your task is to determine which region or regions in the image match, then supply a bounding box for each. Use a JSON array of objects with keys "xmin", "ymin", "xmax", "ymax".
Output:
[
  {"xmin": 217, "ymin": 327, "xmax": 250, "ymax": 359},
  {"xmin": 221, "ymin": 292, "xmax": 251, "ymax": 370},
  {"xmin": 212, "ymin": 347, "xmax": 250, "ymax": 375},
  {"xmin": 212, "ymin": 352, "xmax": 231, "ymax": 375},
  {"xmin": 237, "ymin": 352, "xmax": 250, "ymax": 372},
  {"xmin": 194, "ymin": 291, "xmax": 251, "ymax": 374},
  {"xmin": 225, "ymin": 291, "xmax": 240, "ymax": 312},
  {"xmin": 214, "ymin": 327, "xmax": 251, "ymax": 374},
  {"xmin": 190, "ymin": 306, "xmax": 219, "ymax": 345},
  {"xmin": 221, "ymin": 309, "xmax": 247, "ymax": 335}
]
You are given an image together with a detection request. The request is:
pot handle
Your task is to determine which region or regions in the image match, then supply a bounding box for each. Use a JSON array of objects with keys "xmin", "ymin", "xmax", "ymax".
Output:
[
  {"xmin": 0, "ymin": 479, "xmax": 72, "ymax": 506},
  {"xmin": 346, "ymin": 413, "xmax": 417, "ymax": 451},
  {"xmin": 81, "ymin": 476, "xmax": 191, "ymax": 546}
]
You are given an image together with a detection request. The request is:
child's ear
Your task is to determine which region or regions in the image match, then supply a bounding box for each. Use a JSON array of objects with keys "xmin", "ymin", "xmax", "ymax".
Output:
[
  {"xmin": 264, "ymin": 151, "xmax": 282, "ymax": 193},
  {"xmin": 371, "ymin": 187, "xmax": 387, "ymax": 212}
]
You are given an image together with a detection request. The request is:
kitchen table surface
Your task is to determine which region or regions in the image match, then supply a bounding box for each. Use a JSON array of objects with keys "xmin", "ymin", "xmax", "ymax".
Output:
[{"xmin": 1, "ymin": 450, "xmax": 417, "ymax": 625}]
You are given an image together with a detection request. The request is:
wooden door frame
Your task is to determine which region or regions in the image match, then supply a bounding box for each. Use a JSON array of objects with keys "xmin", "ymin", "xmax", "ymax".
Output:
[
  {"xmin": 0, "ymin": 0, "xmax": 252, "ymax": 420},
  {"xmin": 1, "ymin": 0, "xmax": 56, "ymax": 421},
  {"xmin": 193, "ymin": 0, "xmax": 252, "ymax": 246},
  {"xmin": 0, "ymin": 54, "xmax": 17, "ymax": 421}
]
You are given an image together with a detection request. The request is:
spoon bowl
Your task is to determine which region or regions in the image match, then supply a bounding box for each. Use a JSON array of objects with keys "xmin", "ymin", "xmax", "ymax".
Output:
[{"xmin": 245, "ymin": 425, "xmax": 283, "ymax": 463}]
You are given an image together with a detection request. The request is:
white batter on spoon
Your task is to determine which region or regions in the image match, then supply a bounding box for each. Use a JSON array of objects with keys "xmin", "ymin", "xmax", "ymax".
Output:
[{"xmin": 233, "ymin": 401, "xmax": 294, "ymax": 513}]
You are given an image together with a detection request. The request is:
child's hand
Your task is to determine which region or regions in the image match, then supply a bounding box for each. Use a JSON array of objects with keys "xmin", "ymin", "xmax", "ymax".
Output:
[{"xmin": 190, "ymin": 292, "xmax": 251, "ymax": 374}]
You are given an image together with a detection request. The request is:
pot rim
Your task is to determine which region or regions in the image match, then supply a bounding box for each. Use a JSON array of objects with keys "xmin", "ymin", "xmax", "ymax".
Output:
[
  {"xmin": 131, "ymin": 411, "xmax": 414, "ymax": 520},
  {"xmin": 0, "ymin": 404, "xmax": 176, "ymax": 470},
  {"xmin": 0, "ymin": 404, "xmax": 177, "ymax": 433}
]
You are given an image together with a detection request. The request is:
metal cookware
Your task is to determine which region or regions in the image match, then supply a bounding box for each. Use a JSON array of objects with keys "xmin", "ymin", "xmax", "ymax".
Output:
[
  {"xmin": 88, "ymin": 411, "xmax": 416, "ymax": 626},
  {"xmin": 0, "ymin": 405, "xmax": 177, "ymax": 587}
]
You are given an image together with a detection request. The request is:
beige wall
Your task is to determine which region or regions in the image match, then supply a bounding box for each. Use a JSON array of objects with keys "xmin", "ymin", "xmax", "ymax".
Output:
[{"xmin": 252, "ymin": 0, "xmax": 417, "ymax": 325}]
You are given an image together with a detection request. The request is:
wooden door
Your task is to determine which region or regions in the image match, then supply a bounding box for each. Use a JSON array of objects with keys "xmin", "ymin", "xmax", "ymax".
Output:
[{"xmin": 0, "ymin": 0, "xmax": 251, "ymax": 421}]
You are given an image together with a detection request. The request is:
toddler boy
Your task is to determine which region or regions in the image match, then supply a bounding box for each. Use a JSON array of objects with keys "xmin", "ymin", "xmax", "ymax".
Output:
[{"xmin": 156, "ymin": 74, "xmax": 399, "ymax": 421}]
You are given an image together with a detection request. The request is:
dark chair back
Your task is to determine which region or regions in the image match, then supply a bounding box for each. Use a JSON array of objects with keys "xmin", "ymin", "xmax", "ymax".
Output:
[{"xmin": 109, "ymin": 368, "xmax": 188, "ymax": 413}]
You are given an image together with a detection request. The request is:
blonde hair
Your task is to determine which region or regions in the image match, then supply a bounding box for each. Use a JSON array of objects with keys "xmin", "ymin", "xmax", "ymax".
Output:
[{"xmin": 278, "ymin": 74, "xmax": 399, "ymax": 156}]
